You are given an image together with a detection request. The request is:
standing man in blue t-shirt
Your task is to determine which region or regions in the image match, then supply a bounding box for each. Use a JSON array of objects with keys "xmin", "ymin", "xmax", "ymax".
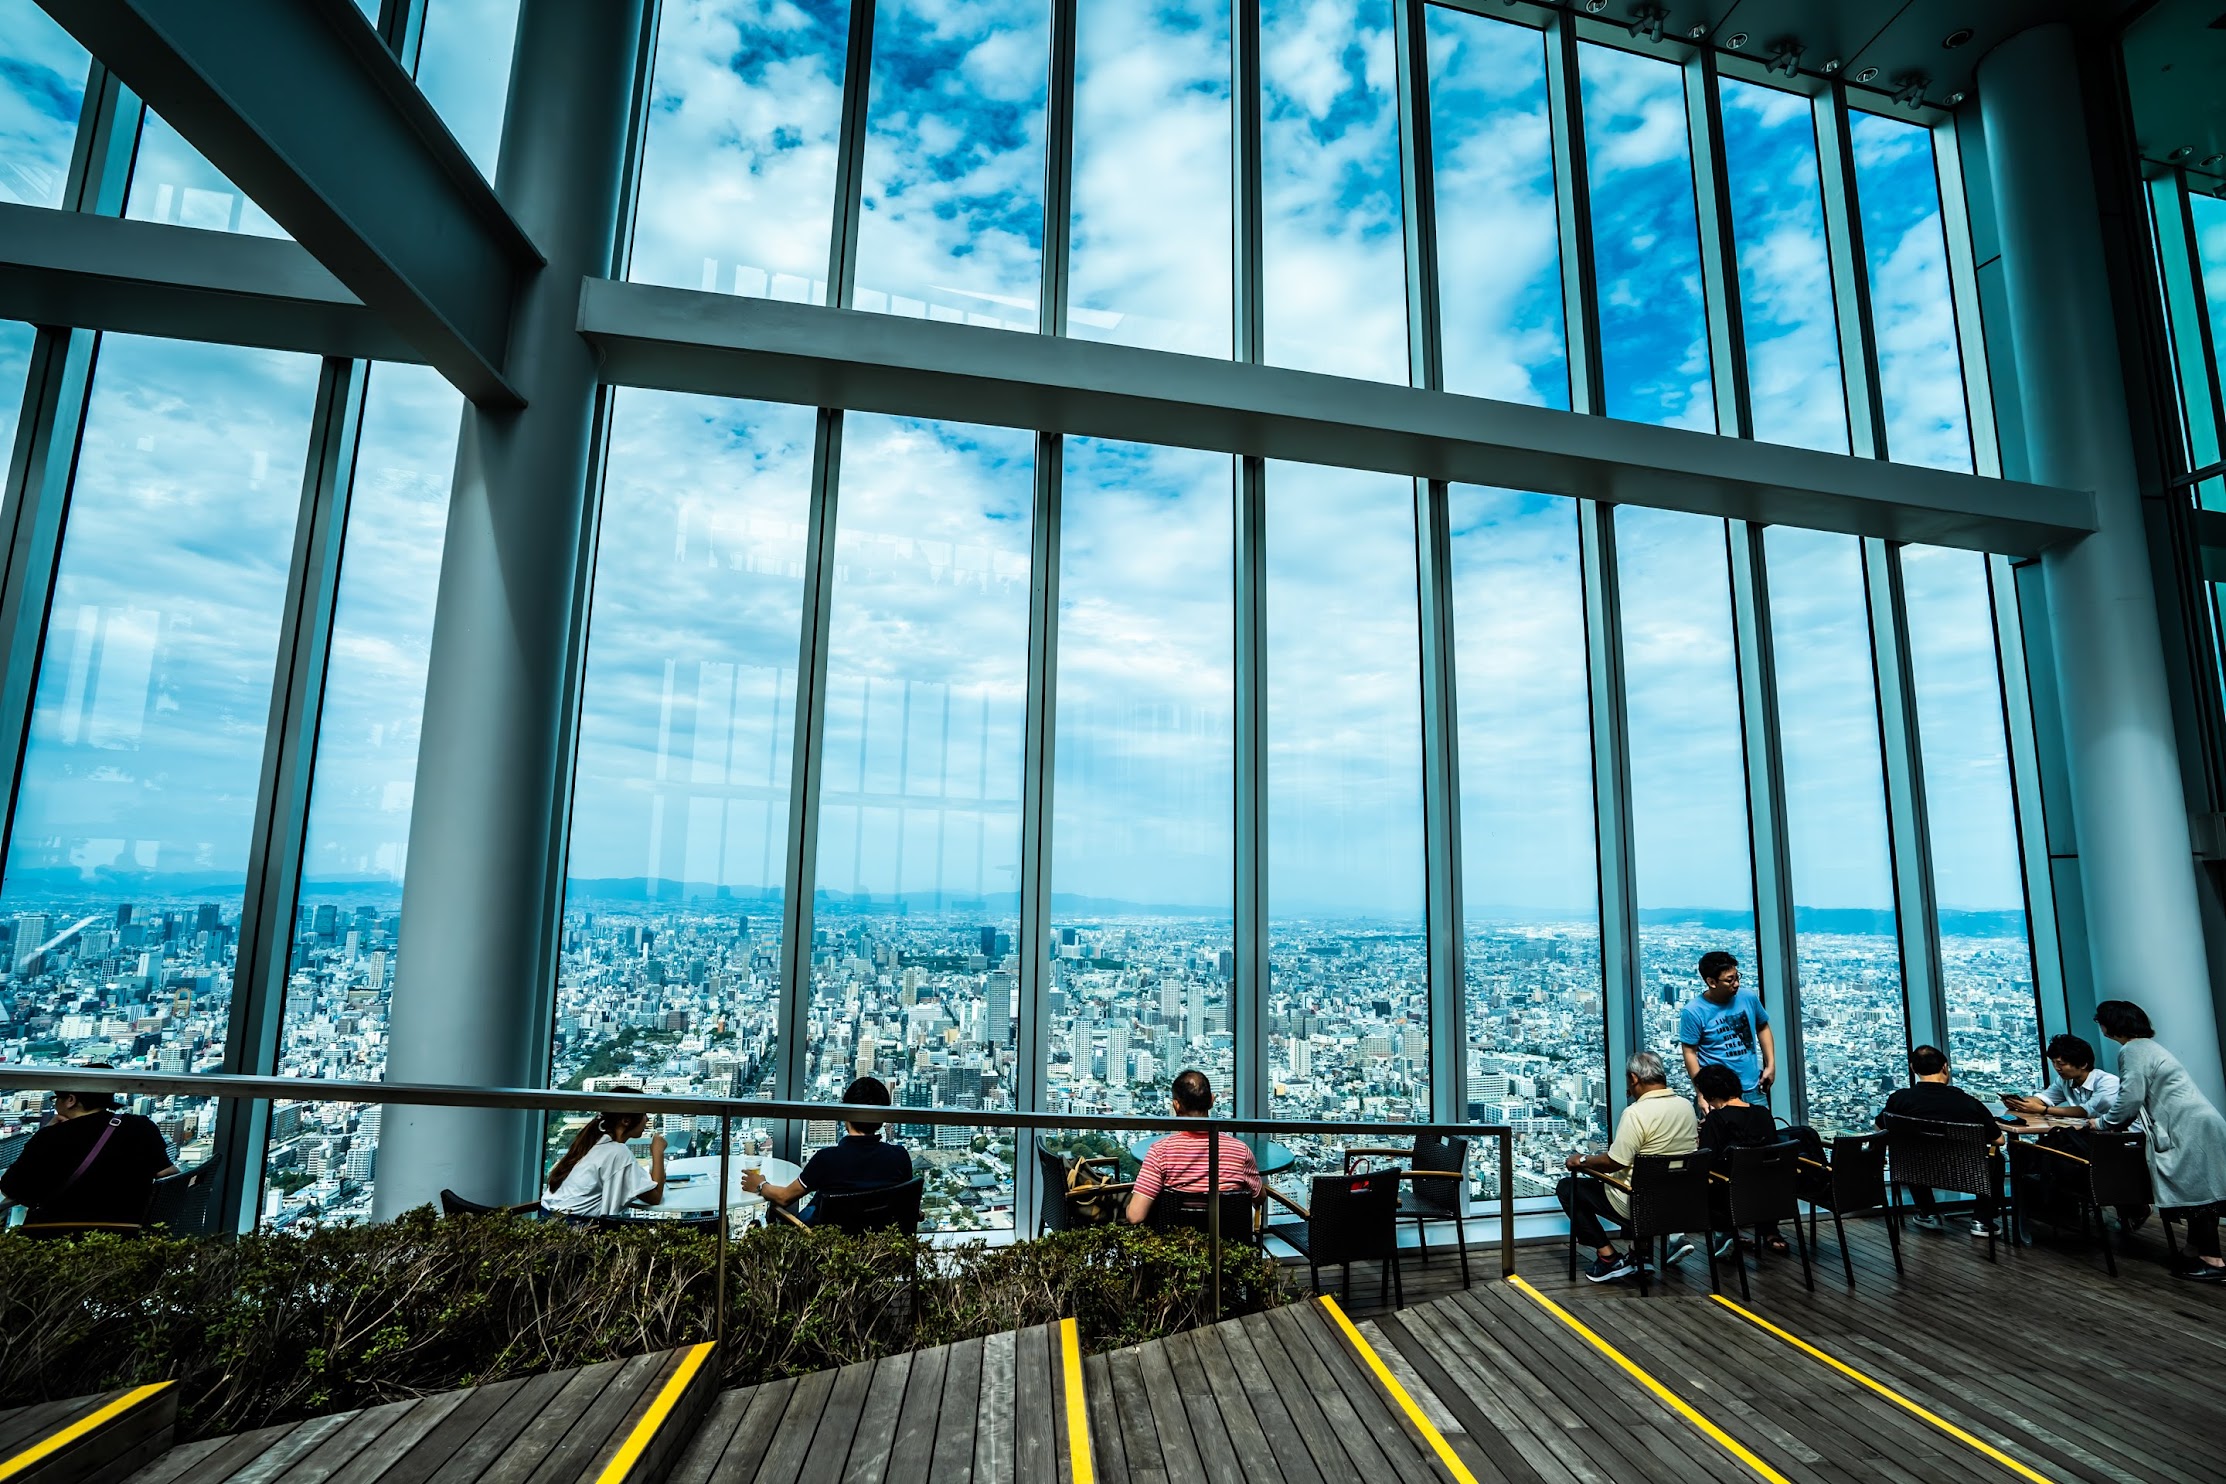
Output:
[{"xmin": 1678, "ymin": 950, "xmax": 1775, "ymax": 1103}]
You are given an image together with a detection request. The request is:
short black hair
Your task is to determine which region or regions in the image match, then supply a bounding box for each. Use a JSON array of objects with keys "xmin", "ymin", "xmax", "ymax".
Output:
[
  {"xmin": 1908, "ymin": 1044, "xmax": 1949, "ymax": 1077},
  {"xmin": 1172, "ymin": 1068, "xmax": 1214, "ymax": 1114},
  {"xmin": 842, "ymin": 1075, "xmax": 892, "ymax": 1134},
  {"xmin": 1692, "ymin": 1064, "xmax": 1744, "ymax": 1105},
  {"xmin": 1697, "ymin": 951, "xmax": 1739, "ymax": 981},
  {"xmin": 2094, "ymin": 1000, "xmax": 2154, "ymax": 1041},
  {"xmin": 60, "ymin": 1062, "xmax": 117, "ymax": 1113},
  {"xmin": 2044, "ymin": 1033, "xmax": 2096, "ymax": 1071}
]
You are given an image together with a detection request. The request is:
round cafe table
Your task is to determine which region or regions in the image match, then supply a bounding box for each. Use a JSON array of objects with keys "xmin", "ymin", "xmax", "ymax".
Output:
[
  {"xmin": 1123, "ymin": 1136, "xmax": 1296, "ymax": 1175},
  {"xmin": 650, "ymin": 1154, "xmax": 803, "ymax": 1225}
]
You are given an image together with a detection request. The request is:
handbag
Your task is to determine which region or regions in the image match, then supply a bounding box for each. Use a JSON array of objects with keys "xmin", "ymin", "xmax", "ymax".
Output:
[{"xmin": 1065, "ymin": 1155, "xmax": 1126, "ymax": 1227}]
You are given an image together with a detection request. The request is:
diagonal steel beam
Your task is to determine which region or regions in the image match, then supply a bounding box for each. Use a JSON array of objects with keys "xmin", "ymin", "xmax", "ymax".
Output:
[{"xmin": 37, "ymin": 0, "xmax": 540, "ymax": 405}]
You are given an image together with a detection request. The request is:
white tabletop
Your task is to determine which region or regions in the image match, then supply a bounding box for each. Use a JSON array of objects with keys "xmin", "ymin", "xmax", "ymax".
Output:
[{"xmin": 656, "ymin": 1154, "xmax": 802, "ymax": 1216}]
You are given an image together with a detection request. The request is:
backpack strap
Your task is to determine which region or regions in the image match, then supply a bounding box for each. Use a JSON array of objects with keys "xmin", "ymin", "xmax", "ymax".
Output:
[{"xmin": 58, "ymin": 1115, "xmax": 124, "ymax": 1195}]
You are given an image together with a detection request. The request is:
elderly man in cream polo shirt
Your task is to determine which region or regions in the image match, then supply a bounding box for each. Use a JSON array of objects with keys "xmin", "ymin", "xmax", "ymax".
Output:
[{"xmin": 1556, "ymin": 1051, "xmax": 1700, "ymax": 1283}]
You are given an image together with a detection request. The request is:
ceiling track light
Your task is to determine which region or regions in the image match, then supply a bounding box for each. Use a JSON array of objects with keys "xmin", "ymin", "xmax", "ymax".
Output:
[
  {"xmin": 1855, "ymin": 65, "xmax": 1879, "ymax": 83},
  {"xmin": 1626, "ymin": 2, "xmax": 1668, "ymax": 43},
  {"xmin": 1767, "ymin": 40, "xmax": 1803, "ymax": 78},
  {"xmin": 2203, "ymin": 154, "xmax": 2226, "ymax": 169},
  {"xmin": 1726, "ymin": 31, "xmax": 1748, "ymax": 48},
  {"xmin": 1822, "ymin": 58, "xmax": 1842, "ymax": 73},
  {"xmin": 1890, "ymin": 73, "xmax": 1929, "ymax": 108},
  {"xmin": 1945, "ymin": 91, "xmax": 1966, "ymax": 106},
  {"xmin": 1583, "ymin": 0, "xmax": 1609, "ymax": 13},
  {"xmin": 2170, "ymin": 145, "xmax": 2196, "ymax": 161}
]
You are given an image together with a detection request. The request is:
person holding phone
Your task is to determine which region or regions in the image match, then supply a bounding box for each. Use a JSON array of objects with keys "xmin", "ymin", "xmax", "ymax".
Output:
[{"xmin": 2004, "ymin": 1034, "xmax": 2128, "ymax": 1128}]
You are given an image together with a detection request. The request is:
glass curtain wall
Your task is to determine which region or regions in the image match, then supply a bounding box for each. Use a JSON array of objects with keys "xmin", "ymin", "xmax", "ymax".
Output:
[
  {"xmin": 0, "ymin": 320, "xmax": 30, "ymax": 452},
  {"xmin": 1048, "ymin": 440, "xmax": 1235, "ymax": 1124},
  {"xmin": 1849, "ymin": 110, "xmax": 1973, "ymax": 472},
  {"xmin": 0, "ymin": 336, "xmax": 320, "ymax": 1175},
  {"xmin": 810, "ymin": 413, "xmax": 1033, "ymax": 1231},
  {"xmin": 1, "ymin": 0, "xmax": 85, "ymax": 207},
  {"xmin": 1448, "ymin": 488, "xmax": 1602, "ymax": 1197},
  {"xmin": 1264, "ymin": 461, "xmax": 1427, "ymax": 1191},
  {"xmin": 1902, "ymin": 546, "xmax": 2038, "ymax": 1096}
]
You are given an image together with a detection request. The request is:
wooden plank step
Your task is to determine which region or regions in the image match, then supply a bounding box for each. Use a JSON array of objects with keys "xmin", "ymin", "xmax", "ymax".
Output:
[{"xmin": 0, "ymin": 1382, "xmax": 178, "ymax": 1484}]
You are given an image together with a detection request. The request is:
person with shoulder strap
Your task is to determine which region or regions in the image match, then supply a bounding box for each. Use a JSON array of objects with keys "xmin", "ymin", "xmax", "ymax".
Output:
[{"xmin": 0, "ymin": 1069, "xmax": 180, "ymax": 1232}]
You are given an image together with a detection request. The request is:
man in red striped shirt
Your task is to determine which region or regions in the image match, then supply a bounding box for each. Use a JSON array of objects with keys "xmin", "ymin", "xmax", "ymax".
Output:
[{"xmin": 1125, "ymin": 1069, "xmax": 1263, "ymax": 1224}]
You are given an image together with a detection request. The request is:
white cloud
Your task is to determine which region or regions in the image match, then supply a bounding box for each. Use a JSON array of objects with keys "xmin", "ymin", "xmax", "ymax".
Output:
[{"xmin": 0, "ymin": 1, "xmax": 83, "ymax": 207}]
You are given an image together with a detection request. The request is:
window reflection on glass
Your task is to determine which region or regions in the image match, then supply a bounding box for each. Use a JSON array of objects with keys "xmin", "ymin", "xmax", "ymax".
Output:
[
  {"xmin": 1850, "ymin": 111, "xmax": 1971, "ymax": 472},
  {"xmin": 1068, "ymin": 0, "xmax": 1232, "ymax": 355},
  {"xmin": 855, "ymin": 0, "xmax": 1049, "ymax": 331},
  {"xmin": 813, "ymin": 413, "xmax": 1032, "ymax": 1230},
  {"xmin": 1265, "ymin": 460, "xmax": 1426, "ymax": 1197},
  {"xmin": 2193, "ymin": 194, "xmax": 2226, "ymax": 411},
  {"xmin": 1050, "ymin": 439, "xmax": 1233, "ymax": 1132},
  {"xmin": 0, "ymin": 335, "xmax": 317, "ymax": 1176},
  {"xmin": 1721, "ymin": 77, "xmax": 1846, "ymax": 454},
  {"xmin": 1901, "ymin": 544, "xmax": 2037, "ymax": 1099},
  {"xmin": 1578, "ymin": 44, "xmax": 1711, "ymax": 429},
  {"xmin": 0, "ymin": 318, "xmax": 31, "ymax": 456},
  {"xmin": 125, "ymin": 113, "xmax": 287, "ymax": 238},
  {"xmin": 414, "ymin": 0, "xmax": 522, "ymax": 180},
  {"xmin": 628, "ymin": 0, "xmax": 849, "ymax": 301},
  {"xmin": 262, "ymin": 363, "xmax": 459, "ymax": 1228},
  {"xmin": 1616, "ymin": 506, "xmax": 1754, "ymax": 1092},
  {"xmin": 556, "ymin": 390, "xmax": 813, "ymax": 1201},
  {"xmin": 0, "ymin": 0, "xmax": 86, "ymax": 207},
  {"xmin": 1260, "ymin": 0, "xmax": 1406, "ymax": 382},
  {"xmin": 1765, "ymin": 527, "xmax": 1902, "ymax": 1134},
  {"xmin": 1448, "ymin": 487, "xmax": 1602, "ymax": 1200},
  {"xmin": 1426, "ymin": 8, "xmax": 1565, "ymax": 406}
]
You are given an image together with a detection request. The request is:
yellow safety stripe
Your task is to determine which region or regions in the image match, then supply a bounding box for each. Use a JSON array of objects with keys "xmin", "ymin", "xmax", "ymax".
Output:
[
  {"xmin": 1708, "ymin": 1295, "xmax": 2059, "ymax": 1484},
  {"xmin": 593, "ymin": 1341, "xmax": 716, "ymax": 1484},
  {"xmin": 1060, "ymin": 1318, "xmax": 1095, "ymax": 1484},
  {"xmin": 1504, "ymin": 1276, "xmax": 1789, "ymax": 1484},
  {"xmin": 1317, "ymin": 1296, "xmax": 1480, "ymax": 1484},
  {"xmin": 0, "ymin": 1383, "xmax": 173, "ymax": 1482}
]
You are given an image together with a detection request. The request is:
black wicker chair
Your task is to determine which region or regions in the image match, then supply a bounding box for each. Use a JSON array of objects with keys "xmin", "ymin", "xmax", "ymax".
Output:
[
  {"xmin": 1036, "ymin": 1145, "xmax": 1131, "ymax": 1236},
  {"xmin": 439, "ymin": 1187, "xmax": 541, "ymax": 1218},
  {"xmin": 1146, "ymin": 1189, "xmax": 1260, "ymax": 1247},
  {"xmin": 1882, "ymin": 1115, "xmax": 2005, "ymax": 1261},
  {"xmin": 1797, "ymin": 1133, "xmax": 1901, "ymax": 1286},
  {"xmin": 145, "ymin": 1160, "xmax": 222, "ymax": 1234},
  {"xmin": 774, "ymin": 1176, "xmax": 925, "ymax": 1236},
  {"xmin": 2008, "ymin": 1131, "xmax": 2153, "ymax": 1276},
  {"xmin": 1715, "ymin": 1141, "xmax": 1813, "ymax": 1296},
  {"xmin": 1566, "ymin": 1152, "xmax": 1717, "ymax": 1297},
  {"xmin": 1347, "ymin": 1133, "xmax": 1471, "ymax": 1288},
  {"xmin": 1264, "ymin": 1171, "xmax": 1403, "ymax": 1306}
]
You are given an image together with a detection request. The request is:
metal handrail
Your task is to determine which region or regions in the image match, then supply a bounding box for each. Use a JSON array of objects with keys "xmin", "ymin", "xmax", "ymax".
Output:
[{"xmin": 0, "ymin": 1066, "xmax": 1520, "ymax": 1323}]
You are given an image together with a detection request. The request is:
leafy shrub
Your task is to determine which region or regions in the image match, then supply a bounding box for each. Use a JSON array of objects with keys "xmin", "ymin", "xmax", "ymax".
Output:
[{"xmin": 0, "ymin": 1212, "xmax": 1285, "ymax": 1440}]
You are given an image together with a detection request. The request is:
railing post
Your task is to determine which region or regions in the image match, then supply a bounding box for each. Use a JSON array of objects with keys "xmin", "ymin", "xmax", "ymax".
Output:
[
  {"xmin": 1499, "ymin": 1131, "xmax": 1516, "ymax": 1278},
  {"xmin": 715, "ymin": 1110, "xmax": 730, "ymax": 1354},
  {"xmin": 1208, "ymin": 1131, "xmax": 1222, "ymax": 1317}
]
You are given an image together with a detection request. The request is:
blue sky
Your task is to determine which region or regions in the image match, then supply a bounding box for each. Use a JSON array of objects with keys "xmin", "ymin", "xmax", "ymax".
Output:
[{"xmin": 0, "ymin": 1, "xmax": 2034, "ymax": 927}]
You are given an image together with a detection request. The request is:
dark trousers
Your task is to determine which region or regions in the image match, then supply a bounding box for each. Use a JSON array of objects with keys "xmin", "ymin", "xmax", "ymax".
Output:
[
  {"xmin": 2175, "ymin": 1203, "xmax": 2222, "ymax": 1259},
  {"xmin": 1557, "ymin": 1176, "xmax": 1623, "ymax": 1251},
  {"xmin": 1907, "ymin": 1183, "xmax": 2000, "ymax": 1219}
]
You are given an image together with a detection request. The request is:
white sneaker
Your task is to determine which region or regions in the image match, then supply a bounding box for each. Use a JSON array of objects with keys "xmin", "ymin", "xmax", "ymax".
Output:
[
  {"xmin": 1909, "ymin": 1214, "xmax": 1944, "ymax": 1232},
  {"xmin": 1967, "ymin": 1218, "xmax": 1999, "ymax": 1238}
]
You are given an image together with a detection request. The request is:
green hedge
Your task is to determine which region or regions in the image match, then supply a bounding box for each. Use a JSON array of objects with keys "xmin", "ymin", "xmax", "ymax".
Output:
[{"xmin": 0, "ymin": 1212, "xmax": 1286, "ymax": 1441}]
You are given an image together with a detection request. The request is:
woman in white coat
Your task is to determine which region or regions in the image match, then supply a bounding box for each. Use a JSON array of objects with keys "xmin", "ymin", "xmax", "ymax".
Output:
[{"xmin": 2091, "ymin": 1000, "xmax": 2226, "ymax": 1281}]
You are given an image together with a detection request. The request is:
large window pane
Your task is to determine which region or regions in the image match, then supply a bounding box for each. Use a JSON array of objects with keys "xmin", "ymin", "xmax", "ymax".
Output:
[
  {"xmin": 1260, "ymin": 0, "xmax": 1406, "ymax": 383},
  {"xmin": 556, "ymin": 391, "xmax": 814, "ymax": 1188},
  {"xmin": 1049, "ymin": 439, "xmax": 1233, "ymax": 1123},
  {"xmin": 1617, "ymin": 506, "xmax": 1754, "ymax": 1088},
  {"xmin": 854, "ymin": 0, "xmax": 1048, "ymax": 331},
  {"xmin": 2198, "ymin": 194, "xmax": 2226, "ymax": 380},
  {"xmin": 1721, "ymin": 77, "xmax": 1846, "ymax": 453},
  {"xmin": 1902, "ymin": 545, "xmax": 2037, "ymax": 1097},
  {"xmin": 812, "ymin": 413, "xmax": 1033, "ymax": 1231},
  {"xmin": 1266, "ymin": 461, "xmax": 1426, "ymax": 1185},
  {"xmin": 1425, "ymin": 8, "xmax": 1565, "ymax": 406},
  {"xmin": 414, "ymin": 0, "xmax": 522, "ymax": 179},
  {"xmin": 0, "ymin": 336, "xmax": 318, "ymax": 1174},
  {"xmin": 628, "ymin": 0, "xmax": 850, "ymax": 301},
  {"xmin": 125, "ymin": 113, "xmax": 286, "ymax": 238},
  {"xmin": 1850, "ymin": 111, "xmax": 1972, "ymax": 472},
  {"xmin": 2, "ymin": 0, "xmax": 86, "ymax": 207},
  {"xmin": 1766, "ymin": 527, "xmax": 1902, "ymax": 1135},
  {"xmin": 266, "ymin": 363, "xmax": 459, "ymax": 1227},
  {"xmin": 1, "ymin": 318, "xmax": 31, "ymax": 455},
  {"xmin": 1067, "ymin": 0, "xmax": 1232, "ymax": 355},
  {"xmin": 1449, "ymin": 488, "xmax": 1602, "ymax": 1199},
  {"xmin": 1579, "ymin": 44, "xmax": 1711, "ymax": 430}
]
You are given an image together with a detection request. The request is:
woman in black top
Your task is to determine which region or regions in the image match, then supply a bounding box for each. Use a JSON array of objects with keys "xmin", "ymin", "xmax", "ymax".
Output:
[
  {"xmin": 1694, "ymin": 1063, "xmax": 1782, "ymax": 1254},
  {"xmin": 1, "ymin": 1076, "xmax": 179, "ymax": 1231}
]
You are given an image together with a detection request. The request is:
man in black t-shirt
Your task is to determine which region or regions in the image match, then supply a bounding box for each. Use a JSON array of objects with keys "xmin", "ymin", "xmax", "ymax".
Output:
[
  {"xmin": 741, "ymin": 1075, "xmax": 912, "ymax": 1225},
  {"xmin": 1694, "ymin": 1063, "xmax": 1782, "ymax": 1256},
  {"xmin": 1, "ymin": 1079, "xmax": 178, "ymax": 1229},
  {"xmin": 1876, "ymin": 1045, "xmax": 2002, "ymax": 1235}
]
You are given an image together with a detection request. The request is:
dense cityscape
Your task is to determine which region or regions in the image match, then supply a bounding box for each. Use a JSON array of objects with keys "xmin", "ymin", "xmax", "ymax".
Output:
[{"xmin": 0, "ymin": 893, "xmax": 2043, "ymax": 1229}]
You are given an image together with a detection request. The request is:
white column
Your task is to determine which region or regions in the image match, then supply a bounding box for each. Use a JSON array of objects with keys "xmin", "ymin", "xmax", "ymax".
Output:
[{"xmin": 1979, "ymin": 23, "xmax": 2224, "ymax": 1100}]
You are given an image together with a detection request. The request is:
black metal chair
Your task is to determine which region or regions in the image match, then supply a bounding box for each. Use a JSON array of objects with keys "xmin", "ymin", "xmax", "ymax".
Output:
[
  {"xmin": 439, "ymin": 1187, "xmax": 541, "ymax": 1218},
  {"xmin": 1264, "ymin": 1172, "xmax": 1403, "ymax": 1306},
  {"xmin": 773, "ymin": 1176, "xmax": 925, "ymax": 1236},
  {"xmin": 1882, "ymin": 1115, "xmax": 2005, "ymax": 1261},
  {"xmin": 1797, "ymin": 1133, "xmax": 1901, "ymax": 1286},
  {"xmin": 1566, "ymin": 1152, "xmax": 1718, "ymax": 1297},
  {"xmin": 1348, "ymin": 1133, "xmax": 1471, "ymax": 1288},
  {"xmin": 1036, "ymin": 1145, "xmax": 1130, "ymax": 1236},
  {"xmin": 2008, "ymin": 1131, "xmax": 2152, "ymax": 1276},
  {"xmin": 1714, "ymin": 1141, "xmax": 1813, "ymax": 1296}
]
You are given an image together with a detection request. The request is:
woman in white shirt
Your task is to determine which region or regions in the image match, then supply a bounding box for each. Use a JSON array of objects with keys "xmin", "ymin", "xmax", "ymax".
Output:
[{"xmin": 541, "ymin": 1099, "xmax": 666, "ymax": 1219}]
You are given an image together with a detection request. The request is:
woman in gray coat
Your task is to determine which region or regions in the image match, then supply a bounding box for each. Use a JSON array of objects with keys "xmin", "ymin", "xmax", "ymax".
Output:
[{"xmin": 2092, "ymin": 999, "xmax": 2226, "ymax": 1281}]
